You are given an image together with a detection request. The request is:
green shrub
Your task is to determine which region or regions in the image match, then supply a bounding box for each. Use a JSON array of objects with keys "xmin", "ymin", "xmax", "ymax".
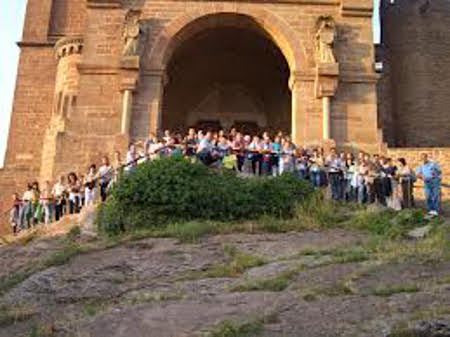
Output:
[
  {"xmin": 96, "ymin": 157, "xmax": 314, "ymax": 235},
  {"xmin": 350, "ymin": 208, "xmax": 428, "ymax": 239}
]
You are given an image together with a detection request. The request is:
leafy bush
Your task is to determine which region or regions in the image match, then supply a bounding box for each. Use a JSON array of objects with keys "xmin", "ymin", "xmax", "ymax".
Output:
[{"xmin": 96, "ymin": 157, "xmax": 314, "ymax": 235}]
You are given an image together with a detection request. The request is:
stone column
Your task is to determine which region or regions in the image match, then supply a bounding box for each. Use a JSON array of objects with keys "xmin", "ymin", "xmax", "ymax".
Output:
[
  {"xmin": 289, "ymin": 73, "xmax": 312, "ymax": 145},
  {"xmin": 119, "ymin": 56, "xmax": 140, "ymax": 139},
  {"xmin": 121, "ymin": 89, "xmax": 133, "ymax": 135},
  {"xmin": 315, "ymin": 63, "xmax": 339, "ymax": 140},
  {"xmin": 322, "ymin": 96, "xmax": 331, "ymax": 140},
  {"xmin": 143, "ymin": 70, "xmax": 165, "ymax": 137}
]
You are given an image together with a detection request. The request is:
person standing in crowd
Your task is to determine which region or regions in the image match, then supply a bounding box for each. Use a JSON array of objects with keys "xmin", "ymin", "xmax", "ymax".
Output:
[
  {"xmin": 163, "ymin": 129, "xmax": 173, "ymax": 143},
  {"xmin": 67, "ymin": 172, "xmax": 81, "ymax": 214},
  {"xmin": 385, "ymin": 158, "xmax": 402, "ymax": 210},
  {"xmin": 326, "ymin": 148, "xmax": 344, "ymax": 200},
  {"xmin": 111, "ymin": 150, "xmax": 123, "ymax": 184},
  {"xmin": 309, "ymin": 149, "xmax": 324, "ymax": 187},
  {"xmin": 249, "ymin": 135, "xmax": 262, "ymax": 175},
  {"xmin": 295, "ymin": 150, "xmax": 309, "ymax": 180},
  {"xmin": 344, "ymin": 155, "xmax": 358, "ymax": 201},
  {"xmin": 52, "ymin": 175, "xmax": 67, "ymax": 221},
  {"xmin": 216, "ymin": 135, "xmax": 231, "ymax": 168},
  {"xmin": 397, "ymin": 158, "xmax": 415, "ymax": 209},
  {"xmin": 40, "ymin": 181, "xmax": 54, "ymax": 224},
  {"xmin": 417, "ymin": 153, "xmax": 442, "ymax": 217},
  {"xmin": 279, "ymin": 139, "xmax": 295, "ymax": 174},
  {"xmin": 357, "ymin": 154, "xmax": 370, "ymax": 204},
  {"xmin": 197, "ymin": 131, "xmax": 214, "ymax": 165},
  {"xmin": 97, "ymin": 156, "xmax": 113, "ymax": 202},
  {"xmin": 85, "ymin": 164, "xmax": 97, "ymax": 207},
  {"xmin": 271, "ymin": 136, "xmax": 282, "ymax": 176},
  {"xmin": 260, "ymin": 135, "xmax": 273, "ymax": 176},
  {"xmin": 30, "ymin": 182, "xmax": 41, "ymax": 225},
  {"xmin": 125, "ymin": 143, "xmax": 138, "ymax": 173},
  {"xmin": 10, "ymin": 193, "xmax": 21, "ymax": 235},
  {"xmin": 184, "ymin": 128, "xmax": 197, "ymax": 157},
  {"xmin": 19, "ymin": 183, "xmax": 34, "ymax": 229},
  {"xmin": 231, "ymin": 132, "xmax": 244, "ymax": 172}
]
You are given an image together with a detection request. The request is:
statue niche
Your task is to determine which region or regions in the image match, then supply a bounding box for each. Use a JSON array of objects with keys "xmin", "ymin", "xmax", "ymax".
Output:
[
  {"xmin": 315, "ymin": 16, "xmax": 337, "ymax": 64},
  {"xmin": 122, "ymin": 9, "xmax": 142, "ymax": 57}
]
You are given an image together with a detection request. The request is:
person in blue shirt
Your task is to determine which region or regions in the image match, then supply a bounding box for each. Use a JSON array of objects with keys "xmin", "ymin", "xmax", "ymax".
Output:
[{"xmin": 416, "ymin": 153, "xmax": 442, "ymax": 217}]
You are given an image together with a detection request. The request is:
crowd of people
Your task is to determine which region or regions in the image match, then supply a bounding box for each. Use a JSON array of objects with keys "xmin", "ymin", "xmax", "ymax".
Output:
[{"xmin": 8, "ymin": 127, "xmax": 443, "ymax": 235}]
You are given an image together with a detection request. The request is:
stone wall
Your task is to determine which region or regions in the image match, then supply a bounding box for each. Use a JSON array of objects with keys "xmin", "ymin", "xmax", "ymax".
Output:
[{"xmin": 49, "ymin": 0, "xmax": 87, "ymax": 37}]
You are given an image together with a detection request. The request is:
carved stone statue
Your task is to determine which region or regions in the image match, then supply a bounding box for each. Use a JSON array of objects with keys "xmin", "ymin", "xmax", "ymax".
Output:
[
  {"xmin": 315, "ymin": 17, "xmax": 337, "ymax": 64},
  {"xmin": 122, "ymin": 9, "xmax": 142, "ymax": 57}
]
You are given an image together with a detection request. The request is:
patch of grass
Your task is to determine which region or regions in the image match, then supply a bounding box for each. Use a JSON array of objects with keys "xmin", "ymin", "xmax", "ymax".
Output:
[
  {"xmin": 332, "ymin": 248, "xmax": 371, "ymax": 264},
  {"xmin": 65, "ymin": 226, "xmax": 81, "ymax": 242},
  {"xmin": 297, "ymin": 247, "xmax": 371, "ymax": 265},
  {"xmin": 371, "ymin": 225, "xmax": 450, "ymax": 264},
  {"xmin": 184, "ymin": 246, "xmax": 267, "ymax": 280},
  {"xmin": 0, "ymin": 267, "xmax": 37, "ymax": 296},
  {"xmin": 28, "ymin": 322, "xmax": 55, "ymax": 337},
  {"xmin": 346, "ymin": 208, "xmax": 436, "ymax": 240},
  {"xmin": 371, "ymin": 284, "xmax": 420, "ymax": 297},
  {"xmin": 301, "ymin": 280, "xmax": 356, "ymax": 301},
  {"xmin": 18, "ymin": 230, "xmax": 38, "ymax": 245},
  {"xmin": 205, "ymin": 317, "xmax": 265, "ymax": 337},
  {"xmin": 229, "ymin": 269, "xmax": 298, "ymax": 292},
  {"xmin": 0, "ymin": 305, "xmax": 37, "ymax": 327},
  {"xmin": 44, "ymin": 243, "xmax": 83, "ymax": 267},
  {"xmin": 166, "ymin": 249, "xmax": 184, "ymax": 256},
  {"xmin": 82, "ymin": 302, "xmax": 104, "ymax": 317},
  {"xmin": 388, "ymin": 328, "xmax": 419, "ymax": 337},
  {"xmin": 293, "ymin": 192, "xmax": 345, "ymax": 230}
]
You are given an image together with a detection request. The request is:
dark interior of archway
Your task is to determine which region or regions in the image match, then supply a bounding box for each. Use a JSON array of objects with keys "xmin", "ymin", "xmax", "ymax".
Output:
[{"xmin": 161, "ymin": 23, "xmax": 291, "ymax": 136}]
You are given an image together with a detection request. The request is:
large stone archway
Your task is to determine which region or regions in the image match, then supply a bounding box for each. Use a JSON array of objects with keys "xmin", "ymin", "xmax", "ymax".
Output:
[{"xmin": 140, "ymin": 6, "xmax": 306, "ymax": 140}]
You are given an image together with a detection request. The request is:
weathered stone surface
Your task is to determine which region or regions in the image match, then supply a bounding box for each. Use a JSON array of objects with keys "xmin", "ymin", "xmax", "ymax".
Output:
[
  {"xmin": 407, "ymin": 225, "xmax": 433, "ymax": 240},
  {"xmin": 1, "ymin": 229, "xmax": 450, "ymax": 337}
]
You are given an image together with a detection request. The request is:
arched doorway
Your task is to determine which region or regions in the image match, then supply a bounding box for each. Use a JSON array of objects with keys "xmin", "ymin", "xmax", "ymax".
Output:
[{"xmin": 159, "ymin": 14, "xmax": 292, "ymax": 135}]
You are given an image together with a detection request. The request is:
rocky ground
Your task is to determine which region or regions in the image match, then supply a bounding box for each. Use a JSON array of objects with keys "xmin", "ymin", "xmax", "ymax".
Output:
[{"xmin": 1, "ymin": 219, "xmax": 450, "ymax": 337}]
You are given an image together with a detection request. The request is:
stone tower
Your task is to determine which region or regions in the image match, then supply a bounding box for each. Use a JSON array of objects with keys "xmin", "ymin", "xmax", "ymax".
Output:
[{"xmin": 379, "ymin": 0, "xmax": 450, "ymax": 147}]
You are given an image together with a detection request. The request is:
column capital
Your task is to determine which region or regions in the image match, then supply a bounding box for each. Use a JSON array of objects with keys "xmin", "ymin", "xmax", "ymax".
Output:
[
  {"xmin": 288, "ymin": 71, "xmax": 314, "ymax": 91},
  {"xmin": 120, "ymin": 78, "xmax": 138, "ymax": 92},
  {"xmin": 315, "ymin": 63, "xmax": 340, "ymax": 98}
]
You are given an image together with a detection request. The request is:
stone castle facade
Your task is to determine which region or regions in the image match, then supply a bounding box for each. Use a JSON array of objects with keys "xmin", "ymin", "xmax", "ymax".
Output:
[{"xmin": 0, "ymin": 0, "xmax": 449, "ymax": 231}]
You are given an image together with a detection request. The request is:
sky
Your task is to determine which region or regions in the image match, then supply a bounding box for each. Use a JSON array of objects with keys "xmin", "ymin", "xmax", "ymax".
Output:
[{"xmin": 0, "ymin": 0, "xmax": 381, "ymax": 167}]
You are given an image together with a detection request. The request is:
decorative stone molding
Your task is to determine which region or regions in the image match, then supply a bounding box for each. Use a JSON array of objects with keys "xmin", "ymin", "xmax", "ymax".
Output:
[
  {"xmin": 55, "ymin": 37, "xmax": 83, "ymax": 59},
  {"xmin": 315, "ymin": 63, "xmax": 339, "ymax": 98},
  {"xmin": 340, "ymin": 0, "xmax": 373, "ymax": 17},
  {"xmin": 120, "ymin": 77, "xmax": 138, "ymax": 92},
  {"xmin": 120, "ymin": 56, "xmax": 140, "ymax": 70},
  {"xmin": 86, "ymin": 0, "xmax": 122, "ymax": 9}
]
